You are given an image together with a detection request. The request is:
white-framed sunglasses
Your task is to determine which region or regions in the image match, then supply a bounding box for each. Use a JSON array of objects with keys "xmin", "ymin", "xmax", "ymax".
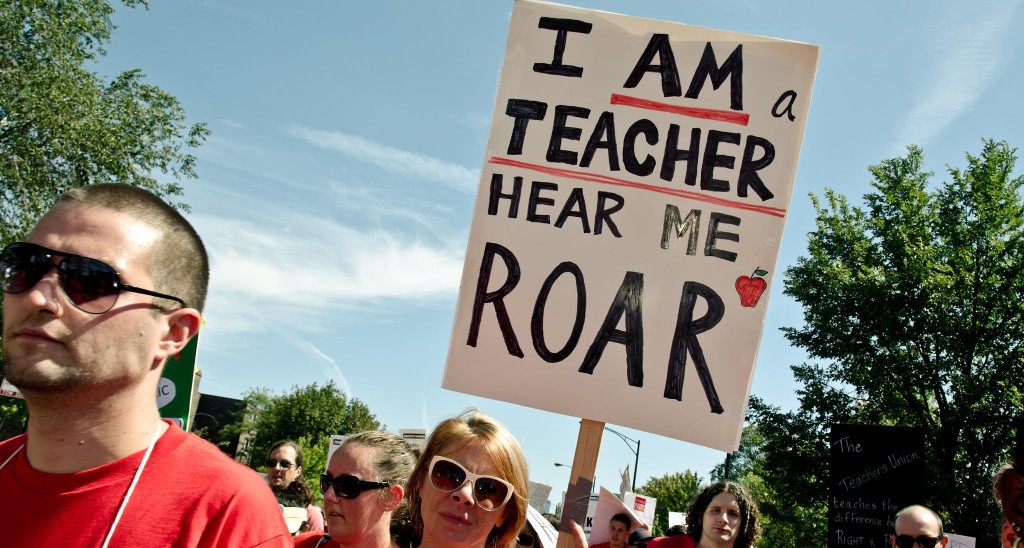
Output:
[{"xmin": 427, "ymin": 455, "xmax": 514, "ymax": 511}]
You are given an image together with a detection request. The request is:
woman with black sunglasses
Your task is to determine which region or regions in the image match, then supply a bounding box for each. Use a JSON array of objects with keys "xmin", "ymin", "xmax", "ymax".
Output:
[
  {"xmin": 294, "ymin": 431, "xmax": 418, "ymax": 548},
  {"xmin": 406, "ymin": 409, "xmax": 529, "ymax": 548}
]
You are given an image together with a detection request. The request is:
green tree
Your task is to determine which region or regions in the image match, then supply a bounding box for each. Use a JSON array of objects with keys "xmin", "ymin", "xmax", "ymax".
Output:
[
  {"xmin": 726, "ymin": 409, "xmax": 832, "ymax": 546},
  {"xmin": 227, "ymin": 381, "xmax": 382, "ymax": 503},
  {"xmin": 754, "ymin": 140, "xmax": 1023, "ymax": 544},
  {"xmin": 636, "ymin": 470, "xmax": 702, "ymax": 535},
  {"xmin": 1, "ymin": 0, "xmax": 209, "ymax": 245},
  {"xmin": 0, "ymin": 397, "xmax": 27, "ymax": 441}
]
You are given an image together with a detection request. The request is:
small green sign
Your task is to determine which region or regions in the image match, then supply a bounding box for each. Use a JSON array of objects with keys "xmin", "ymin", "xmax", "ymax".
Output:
[{"xmin": 159, "ymin": 332, "xmax": 201, "ymax": 430}]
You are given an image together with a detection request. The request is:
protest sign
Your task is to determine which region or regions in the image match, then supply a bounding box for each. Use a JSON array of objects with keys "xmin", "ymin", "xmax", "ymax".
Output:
[
  {"xmin": 443, "ymin": 0, "xmax": 820, "ymax": 451},
  {"xmin": 0, "ymin": 377, "xmax": 22, "ymax": 399},
  {"xmin": 947, "ymin": 534, "xmax": 975, "ymax": 548},
  {"xmin": 158, "ymin": 332, "xmax": 201, "ymax": 429},
  {"xmin": 624, "ymin": 491, "xmax": 657, "ymax": 533},
  {"xmin": 587, "ymin": 487, "xmax": 648, "ymax": 544},
  {"xmin": 327, "ymin": 434, "xmax": 347, "ymax": 467},
  {"xmin": 400, "ymin": 428, "xmax": 428, "ymax": 451},
  {"xmin": 829, "ymin": 424, "xmax": 925, "ymax": 548}
]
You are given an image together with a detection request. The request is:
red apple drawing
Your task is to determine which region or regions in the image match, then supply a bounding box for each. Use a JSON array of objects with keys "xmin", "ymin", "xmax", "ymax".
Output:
[{"xmin": 735, "ymin": 268, "xmax": 768, "ymax": 307}]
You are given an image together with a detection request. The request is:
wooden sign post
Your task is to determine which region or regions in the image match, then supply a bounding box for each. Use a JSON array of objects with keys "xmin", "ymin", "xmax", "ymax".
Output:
[{"xmin": 557, "ymin": 419, "xmax": 604, "ymax": 548}]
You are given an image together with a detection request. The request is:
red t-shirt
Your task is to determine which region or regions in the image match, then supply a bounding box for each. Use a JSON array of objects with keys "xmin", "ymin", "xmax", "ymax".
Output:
[
  {"xmin": 0, "ymin": 420, "xmax": 291, "ymax": 547},
  {"xmin": 648, "ymin": 535, "xmax": 697, "ymax": 548}
]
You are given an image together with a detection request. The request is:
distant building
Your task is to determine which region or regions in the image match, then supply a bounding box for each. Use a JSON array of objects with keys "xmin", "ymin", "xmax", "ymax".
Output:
[
  {"xmin": 192, "ymin": 393, "xmax": 250, "ymax": 461},
  {"xmin": 529, "ymin": 481, "xmax": 553, "ymax": 513}
]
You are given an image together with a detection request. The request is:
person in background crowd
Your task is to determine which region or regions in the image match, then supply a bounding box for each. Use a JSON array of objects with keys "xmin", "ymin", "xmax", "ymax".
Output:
[
  {"xmin": 516, "ymin": 520, "xmax": 538, "ymax": 547},
  {"xmin": 648, "ymin": 481, "xmax": 761, "ymax": 548},
  {"xmin": 664, "ymin": 525, "xmax": 686, "ymax": 537},
  {"xmin": 406, "ymin": 409, "xmax": 529, "ymax": 548},
  {"xmin": 293, "ymin": 430, "xmax": 417, "ymax": 548},
  {"xmin": 0, "ymin": 183, "xmax": 289, "ymax": 546},
  {"xmin": 266, "ymin": 439, "xmax": 323, "ymax": 534},
  {"xmin": 628, "ymin": 528, "xmax": 655, "ymax": 548},
  {"xmin": 994, "ymin": 416, "xmax": 1024, "ymax": 548},
  {"xmin": 590, "ymin": 512, "xmax": 632, "ymax": 548},
  {"xmin": 889, "ymin": 505, "xmax": 948, "ymax": 548}
]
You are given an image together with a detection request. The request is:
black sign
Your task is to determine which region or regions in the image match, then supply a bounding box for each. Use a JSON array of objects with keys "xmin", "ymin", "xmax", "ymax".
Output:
[{"xmin": 829, "ymin": 423, "xmax": 925, "ymax": 548}]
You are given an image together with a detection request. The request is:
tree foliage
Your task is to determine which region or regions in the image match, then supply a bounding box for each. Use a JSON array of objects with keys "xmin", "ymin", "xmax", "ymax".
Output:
[
  {"xmin": 228, "ymin": 381, "xmax": 382, "ymax": 503},
  {"xmin": 751, "ymin": 140, "xmax": 1023, "ymax": 544},
  {"xmin": 0, "ymin": 0, "xmax": 210, "ymax": 244},
  {"xmin": 0, "ymin": 397, "xmax": 27, "ymax": 441},
  {"xmin": 727, "ymin": 410, "xmax": 831, "ymax": 546},
  {"xmin": 636, "ymin": 470, "xmax": 702, "ymax": 535}
]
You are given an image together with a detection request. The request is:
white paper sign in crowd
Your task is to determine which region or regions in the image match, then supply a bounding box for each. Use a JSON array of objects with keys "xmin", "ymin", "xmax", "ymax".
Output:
[{"xmin": 444, "ymin": 0, "xmax": 820, "ymax": 451}]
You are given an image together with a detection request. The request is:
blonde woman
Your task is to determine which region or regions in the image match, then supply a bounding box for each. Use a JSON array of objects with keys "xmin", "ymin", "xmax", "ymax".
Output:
[{"xmin": 406, "ymin": 410, "xmax": 529, "ymax": 548}]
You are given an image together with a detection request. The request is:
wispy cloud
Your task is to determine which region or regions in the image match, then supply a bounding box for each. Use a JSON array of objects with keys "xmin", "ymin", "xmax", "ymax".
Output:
[
  {"xmin": 420, "ymin": 397, "xmax": 431, "ymax": 431},
  {"xmin": 192, "ymin": 209, "xmax": 466, "ymax": 334},
  {"xmin": 288, "ymin": 336, "xmax": 353, "ymax": 397},
  {"xmin": 287, "ymin": 126, "xmax": 480, "ymax": 193},
  {"xmin": 893, "ymin": 0, "xmax": 1022, "ymax": 150}
]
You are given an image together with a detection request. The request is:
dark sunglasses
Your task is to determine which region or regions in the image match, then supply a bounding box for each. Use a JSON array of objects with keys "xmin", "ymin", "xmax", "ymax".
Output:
[
  {"xmin": 0, "ymin": 242, "xmax": 186, "ymax": 314},
  {"xmin": 892, "ymin": 535, "xmax": 942, "ymax": 548},
  {"xmin": 516, "ymin": 532, "xmax": 536, "ymax": 546},
  {"xmin": 265, "ymin": 458, "xmax": 295, "ymax": 470},
  {"xmin": 320, "ymin": 472, "xmax": 389, "ymax": 499},
  {"xmin": 428, "ymin": 455, "xmax": 514, "ymax": 511}
]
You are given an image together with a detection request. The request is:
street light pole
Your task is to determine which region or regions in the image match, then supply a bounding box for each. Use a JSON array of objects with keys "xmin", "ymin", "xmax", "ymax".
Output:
[{"xmin": 603, "ymin": 427, "xmax": 640, "ymax": 492}]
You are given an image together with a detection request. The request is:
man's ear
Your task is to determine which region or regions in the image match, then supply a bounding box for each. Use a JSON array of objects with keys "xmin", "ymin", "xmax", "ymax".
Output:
[
  {"xmin": 1003, "ymin": 521, "xmax": 1017, "ymax": 548},
  {"xmin": 155, "ymin": 309, "xmax": 202, "ymax": 363},
  {"xmin": 388, "ymin": 484, "xmax": 405, "ymax": 508}
]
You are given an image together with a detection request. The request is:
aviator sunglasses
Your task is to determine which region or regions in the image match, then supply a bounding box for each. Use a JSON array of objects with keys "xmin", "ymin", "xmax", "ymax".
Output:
[
  {"xmin": 0, "ymin": 242, "xmax": 186, "ymax": 314},
  {"xmin": 427, "ymin": 455, "xmax": 514, "ymax": 511},
  {"xmin": 320, "ymin": 471, "xmax": 390, "ymax": 499},
  {"xmin": 265, "ymin": 459, "xmax": 295, "ymax": 470},
  {"xmin": 892, "ymin": 535, "xmax": 942, "ymax": 548}
]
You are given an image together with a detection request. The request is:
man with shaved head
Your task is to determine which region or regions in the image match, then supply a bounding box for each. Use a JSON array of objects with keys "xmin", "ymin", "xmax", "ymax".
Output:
[{"xmin": 890, "ymin": 505, "xmax": 948, "ymax": 548}]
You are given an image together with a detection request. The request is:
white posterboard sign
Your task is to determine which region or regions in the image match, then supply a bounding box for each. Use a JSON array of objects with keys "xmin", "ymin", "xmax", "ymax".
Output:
[
  {"xmin": 623, "ymin": 491, "xmax": 657, "ymax": 533},
  {"xmin": 668, "ymin": 511, "xmax": 686, "ymax": 528},
  {"xmin": 0, "ymin": 378, "xmax": 23, "ymax": 399},
  {"xmin": 326, "ymin": 434, "xmax": 347, "ymax": 470},
  {"xmin": 443, "ymin": 0, "xmax": 820, "ymax": 451},
  {"xmin": 946, "ymin": 534, "xmax": 975, "ymax": 548},
  {"xmin": 587, "ymin": 487, "xmax": 648, "ymax": 544},
  {"xmin": 400, "ymin": 428, "xmax": 428, "ymax": 451}
]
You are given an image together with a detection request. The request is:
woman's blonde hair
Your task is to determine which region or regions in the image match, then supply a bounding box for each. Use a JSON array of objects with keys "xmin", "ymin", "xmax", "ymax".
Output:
[{"xmin": 406, "ymin": 409, "xmax": 528, "ymax": 548}]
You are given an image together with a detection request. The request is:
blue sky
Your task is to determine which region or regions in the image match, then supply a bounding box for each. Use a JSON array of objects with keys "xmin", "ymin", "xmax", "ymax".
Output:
[{"xmin": 97, "ymin": 0, "xmax": 1024, "ymax": 506}]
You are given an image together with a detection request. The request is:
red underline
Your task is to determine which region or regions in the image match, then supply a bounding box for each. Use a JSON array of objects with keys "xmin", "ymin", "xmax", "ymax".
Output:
[
  {"xmin": 488, "ymin": 156, "xmax": 788, "ymax": 219},
  {"xmin": 610, "ymin": 93, "xmax": 750, "ymax": 126}
]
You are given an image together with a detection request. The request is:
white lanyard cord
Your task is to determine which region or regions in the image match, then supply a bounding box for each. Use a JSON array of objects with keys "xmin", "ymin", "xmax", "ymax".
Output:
[
  {"xmin": 100, "ymin": 422, "xmax": 162, "ymax": 548},
  {"xmin": 0, "ymin": 443, "xmax": 24, "ymax": 470},
  {"xmin": 0, "ymin": 422, "xmax": 162, "ymax": 547}
]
